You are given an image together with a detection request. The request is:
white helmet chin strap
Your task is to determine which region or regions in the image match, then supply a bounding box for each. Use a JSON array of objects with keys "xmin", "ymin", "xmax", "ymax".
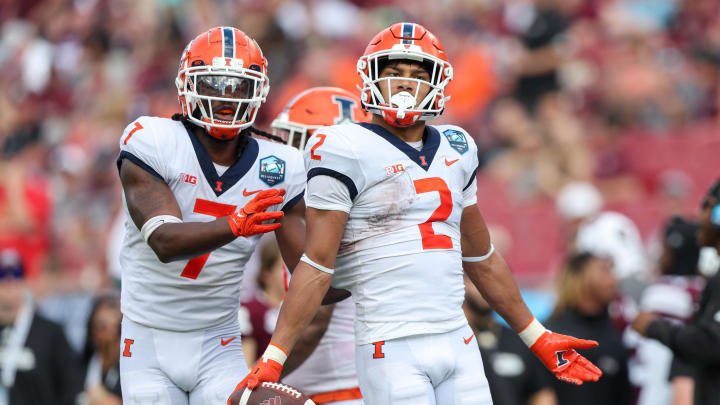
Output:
[{"xmin": 390, "ymin": 91, "xmax": 416, "ymax": 119}]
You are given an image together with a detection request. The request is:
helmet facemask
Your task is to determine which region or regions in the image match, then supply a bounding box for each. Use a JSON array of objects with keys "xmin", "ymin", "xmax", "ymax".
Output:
[
  {"xmin": 271, "ymin": 114, "xmax": 320, "ymax": 151},
  {"xmin": 176, "ymin": 57, "xmax": 269, "ymax": 140},
  {"xmin": 358, "ymin": 48, "xmax": 452, "ymax": 127}
]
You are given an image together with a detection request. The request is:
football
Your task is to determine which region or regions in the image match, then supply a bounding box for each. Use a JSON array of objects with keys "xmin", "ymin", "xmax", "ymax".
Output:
[{"xmin": 228, "ymin": 382, "xmax": 316, "ymax": 405}]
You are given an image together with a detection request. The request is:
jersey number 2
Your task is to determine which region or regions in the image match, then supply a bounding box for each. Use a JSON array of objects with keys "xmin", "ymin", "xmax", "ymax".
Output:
[
  {"xmin": 310, "ymin": 133, "xmax": 326, "ymax": 161},
  {"xmin": 413, "ymin": 177, "xmax": 453, "ymax": 250},
  {"xmin": 180, "ymin": 199, "xmax": 236, "ymax": 279}
]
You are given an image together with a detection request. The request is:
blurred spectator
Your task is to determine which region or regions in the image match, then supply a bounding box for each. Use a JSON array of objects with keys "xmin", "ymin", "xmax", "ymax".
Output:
[
  {"xmin": 0, "ymin": 248, "xmax": 83, "ymax": 405},
  {"xmin": 0, "ymin": 151, "xmax": 51, "ymax": 280},
  {"xmin": 556, "ymin": 181, "xmax": 649, "ymax": 300},
  {"xmin": 463, "ymin": 276, "xmax": 556, "ymax": 405},
  {"xmin": 238, "ymin": 238, "xmax": 285, "ymax": 367},
  {"xmin": 626, "ymin": 216, "xmax": 704, "ymax": 405},
  {"xmin": 509, "ymin": 0, "xmax": 572, "ymax": 113},
  {"xmin": 632, "ymin": 179, "xmax": 720, "ymax": 405},
  {"xmin": 547, "ymin": 252, "xmax": 632, "ymax": 405},
  {"xmin": 80, "ymin": 292, "xmax": 121, "ymax": 405}
]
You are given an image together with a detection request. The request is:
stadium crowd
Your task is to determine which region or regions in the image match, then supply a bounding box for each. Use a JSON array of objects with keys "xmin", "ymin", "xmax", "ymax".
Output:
[{"xmin": 1, "ymin": 0, "xmax": 719, "ymax": 404}]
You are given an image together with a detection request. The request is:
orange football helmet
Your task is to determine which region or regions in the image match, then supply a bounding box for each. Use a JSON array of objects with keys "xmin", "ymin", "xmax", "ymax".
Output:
[
  {"xmin": 175, "ymin": 27, "xmax": 269, "ymax": 140},
  {"xmin": 271, "ymin": 87, "xmax": 369, "ymax": 150},
  {"xmin": 357, "ymin": 22, "xmax": 453, "ymax": 127}
]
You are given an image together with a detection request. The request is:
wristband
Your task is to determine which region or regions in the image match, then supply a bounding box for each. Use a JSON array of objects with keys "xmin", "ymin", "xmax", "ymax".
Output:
[
  {"xmin": 300, "ymin": 253, "xmax": 334, "ymax": 274},
  {"xmin": 462, "ymin": 244, "xmax": 494, "ymax": 262},
  {"xmin": 262, "ymin": 342, "xmax": 288, "ymax": 365},
  {"xmin": 140, "ymin": 215, "xmax": 182, "ymax": 243},
  {"xmin": 518, "ymin": 317, "xmax": 548, "ymax": 347}
]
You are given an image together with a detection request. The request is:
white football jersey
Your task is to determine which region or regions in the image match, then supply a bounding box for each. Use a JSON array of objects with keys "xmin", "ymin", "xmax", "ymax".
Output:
[
  {"xmin": 118, "ymin": 116, "xmax": 305, "ymax": 332},
  {"xmin": 282, "ymin": 297, "xmax": 358, "ymax": 395},
  {"xmin": 304, "ymin": 123, "xmax": 479, "ymax": 345}
]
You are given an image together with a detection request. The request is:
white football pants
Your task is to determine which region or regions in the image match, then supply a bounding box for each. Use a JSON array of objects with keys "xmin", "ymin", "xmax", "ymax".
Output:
[
  {"xmin": 120, "ymin": 317, "xmax": 248, "ymax": 405},
  {"xmin": 355, "ymin": 324, "xmax": 493, "ymax": 405}
]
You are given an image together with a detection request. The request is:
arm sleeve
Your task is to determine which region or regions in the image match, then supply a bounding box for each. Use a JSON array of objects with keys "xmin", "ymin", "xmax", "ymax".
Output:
[
  {"xmin": 463, "ymin": 177, "xmax": 478, "ymax": 207},
  {"xmin": 305, "ymin": 175, "xmax": 353, "ymax": 213},
  {"xmin": 282, "ymin": 149, "xmax": 306, "ymax": 212},
  {"xmin": 304, "ymin": 128, "xmax": 365, "ymax": 207},
  {"xmin": 462, "ymin": 128, "xmax": 479, "ymax": 207},
  {"xmin": 116, "ymin": 117, "xmax": 167, "ymax": 181},
  {"xmin": 646, "ymin": 274, "xmax": 720, "ymax": 366},
  {"xmin": 669, "ymin": 356, "xmax": 695, "ymax": 380}
]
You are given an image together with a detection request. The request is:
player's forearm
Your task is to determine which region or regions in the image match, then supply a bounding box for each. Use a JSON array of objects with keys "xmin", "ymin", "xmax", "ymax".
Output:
[
  {"xmin": 148, "ymin": 220, "xmax": 235, "ymax": 263},
  {"xmin": 281, "ymin": 304, "xmax": 334, "ymax": 376},
  {"xmin": 270, "ymin": 262, "xmax": 332, "ymax": 354},
  {"xmin": 275, "ymin": 202, "xmax": 306, "ymax": 270},
  {"xmin": 464, "ymin": 253, "xmax": 533, "ymax": 333}
]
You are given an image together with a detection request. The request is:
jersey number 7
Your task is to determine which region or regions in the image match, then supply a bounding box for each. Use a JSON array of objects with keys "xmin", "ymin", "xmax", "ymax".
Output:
[
  {"xmin": 414, "ymin": 177, "xmax": 453, "ymax": 250},
  {"xmin": 180, "ymin": 199, "xmax": 237, "ymax": 279}
]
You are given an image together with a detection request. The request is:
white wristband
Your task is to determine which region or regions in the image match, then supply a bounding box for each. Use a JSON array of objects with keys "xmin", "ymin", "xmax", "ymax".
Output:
[
  {"xmin": 140, "ymin": 215, "xmax": 183, "ymax": 243},
  {"xmin": 262, "ymin": 343, "xmax": 288, "ymax": 366},
  {"xmin": 518, "ymin": 317, "xmax": 548, "ymax": 347},
  {"xmin": 462, "ymin": 244, "xmax": 495, "ymax": 262},
  {"xmin": 300, "ymin": 253, "xmax": 334, "ymax": 274}
]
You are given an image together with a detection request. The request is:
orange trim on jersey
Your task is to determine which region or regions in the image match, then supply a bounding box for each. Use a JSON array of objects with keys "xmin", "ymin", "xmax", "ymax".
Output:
[{"xmin": 309, "ymin": 387, "xmax": 363, "ymax": 404}]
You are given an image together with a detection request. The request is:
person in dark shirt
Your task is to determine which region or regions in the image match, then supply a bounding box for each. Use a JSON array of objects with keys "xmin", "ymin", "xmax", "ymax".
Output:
[
  {"xmin": 463, "ymin": 276, "xmax": 557, "ymax": 405},
  {"xmin": 547, "ymin": 252, "xmax": 632, "ymax": 405},
  {"xmin": 513, "ymin": 0, "xmax": 571, "ymax": 112},
  {"xmin": 81, "ymin": 292, "xmax": 122, "ymax": 404},
  {"xmin": 633, "ymin": 178, "xmax": 720, "ymax": 405},
  {"xmin": 0, "ymin": 248, "xmax": 83, "ymax": 405}
]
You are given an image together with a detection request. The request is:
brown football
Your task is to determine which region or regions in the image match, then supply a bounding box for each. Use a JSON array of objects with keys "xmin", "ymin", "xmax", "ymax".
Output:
[{"xmin": 228, "ymin": 382, "xmax": 316, "ymax": 405}]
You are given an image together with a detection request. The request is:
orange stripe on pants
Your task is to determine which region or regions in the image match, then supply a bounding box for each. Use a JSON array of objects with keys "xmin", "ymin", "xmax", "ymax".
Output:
[{"xmin": 309, "ymin": 387, "xmax": 363, "ymax": 404}]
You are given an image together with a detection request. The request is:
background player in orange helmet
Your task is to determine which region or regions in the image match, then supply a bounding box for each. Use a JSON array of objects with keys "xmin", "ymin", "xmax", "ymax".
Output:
[
  {"xmin": 117, "ymin": 27, "xmax": 308, "ymax": 405},
  {"xmin": 233, "ymin": 22, "xmax": 601, "ymax": 404},
  {"xmin": 271, "ymin": 87, "xmax": 370, "ymax": 151},
  {"xmin": 269, "ymin": 87, "xmax": 369, "ymax": 405}
]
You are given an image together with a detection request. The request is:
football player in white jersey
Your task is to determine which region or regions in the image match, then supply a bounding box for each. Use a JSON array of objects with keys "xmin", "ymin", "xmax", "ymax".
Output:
[
  {"xmin": 117, "ymin": 27, "xmax": 307, "ymax": 405},
  {"xmin": 232, "ymin": 23, "xmax": 603, "ymax": 404},
  {"xmin": 271, "ymin": 87, "xmax": 369, "ymax": 405}
]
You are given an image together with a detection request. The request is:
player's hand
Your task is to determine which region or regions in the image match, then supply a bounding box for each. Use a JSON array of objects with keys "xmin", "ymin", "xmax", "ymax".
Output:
[
  {"xmin": 228, "ymin": 342, "xmax": 288, "ymax": 403},
  {"xmin": 228, "ymin": 189, "xmax": 286, "ymax": 237},
  {"xmin": 530, "ymin": 331, "xmax": 602, "ymax": 385}
]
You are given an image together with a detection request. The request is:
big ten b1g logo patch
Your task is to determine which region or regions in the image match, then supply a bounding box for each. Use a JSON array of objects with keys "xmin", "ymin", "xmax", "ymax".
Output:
[
  {"xmin": 385, "ymin": 163, "xmax": 405, "ymax": 176},
  {"xmin": 178, "ymin": 172, "xmax": 197, "ymax": 185},
  {"xmin": 443, "ymin": 129, "xmax": 468, "ymax": 155},
  {"xmin": 259, "ymin": 156, "xmax": 286, "ymax": 186}
]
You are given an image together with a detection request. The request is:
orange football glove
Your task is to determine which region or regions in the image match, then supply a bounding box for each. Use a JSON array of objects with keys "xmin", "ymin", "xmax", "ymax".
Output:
[
  {"xmin": 520, "ymin": 318, "xmax": 602, "ymax": 385},
  {"xmin": 228, "ymin": 342, "xmax": 287, "ymax": 404},
  {"xmin": 228, "ymin": 189, "xmax": 285, "ymax": 237},
  {"xmin": 530, "ymin": 331, "xmax": 602, "ymax": 385}
]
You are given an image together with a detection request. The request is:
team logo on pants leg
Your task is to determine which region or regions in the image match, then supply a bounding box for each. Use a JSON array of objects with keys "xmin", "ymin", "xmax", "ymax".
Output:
[
  {"xmin": 123, "ymin": 338, "xmax": 135, "ymax": 357},
  {"xmin": 259, "ymin": 156, "xmax": 286, "ymax": 186},
  {"xmin": 372, "ymin": 341, "xmax": 385, "ymax": 359}
]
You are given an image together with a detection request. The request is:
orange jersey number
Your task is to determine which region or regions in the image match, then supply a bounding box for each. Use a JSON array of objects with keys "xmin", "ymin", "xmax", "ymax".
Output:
[
  {"xmin": 180, "ymin": 199, "xmax": 237, "ymax": 279},
  {"xmin": 413, "ymin": 177, "xmax": 453, "ymax": 250},
  {"xmin": 123, "ymin": 122, "xmax": 144, "ymax": 145},
  {"xmin": 310, "ymin": 133, "xmax": 327, "ymax": 161}
]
